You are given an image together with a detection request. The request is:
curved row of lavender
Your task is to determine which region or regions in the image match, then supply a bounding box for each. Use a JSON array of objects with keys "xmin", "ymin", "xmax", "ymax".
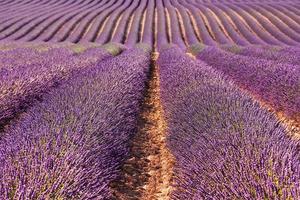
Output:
[
  {"xmin": 0, "ymin": 0, "xmax": 300, "ymax": 47},
  {"xmin": 0, "ymin": 43, "xmax": 125, "ymax": 133},
  {"xmin": 192, "ymin": 45, "xmax": 300, "ymax": 121},
  {"xmin": 158, "ymin": 46, "xmax": 300, "ymax": 199},
  {"xmin": 222, "ymin": 45, "xmax": 300, "ymax": 66},
  {"xmin": 0, "ymin": 45, "xmax": 151, "ymax": 199}
]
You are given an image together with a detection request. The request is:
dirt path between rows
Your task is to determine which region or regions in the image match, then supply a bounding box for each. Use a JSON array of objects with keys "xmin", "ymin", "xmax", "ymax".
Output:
[{"xmin": 110, "ymin": 53, "xmax": 174, "ymax": 200}]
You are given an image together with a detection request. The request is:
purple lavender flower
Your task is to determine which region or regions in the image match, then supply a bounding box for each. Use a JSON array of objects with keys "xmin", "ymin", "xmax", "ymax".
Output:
[
  {"xmin": 0, "ymin": 45, "xmax": 151, "ymax": 199},
  {"xmin": 158, "ymin": 46, "xmax": 300, "ymax": 199}
]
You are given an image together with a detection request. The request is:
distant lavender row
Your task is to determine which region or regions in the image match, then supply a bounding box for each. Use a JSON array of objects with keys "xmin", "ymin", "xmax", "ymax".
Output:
[
  {"xmin": 1, "ymin": 0, "xmax": 300, "ymax": 47},
  {"xmin": 0, "ymin": 46, "xmax": 151, "ymax": 199},
  {"xmin": 174, "ymin": 0, "xmax": 199, "ymax": 46},
  {"xmin": 43, "ymin": 0, "xmax": 103, "ymax": 43},
  {"xmin": 156, "ymin": 0, "xmax": 168, "ymax": 49},
  {"xmin": 195, "ymin": 46, "xmax": 300, "ymax": 121},
  {"xmin": 111, "ymin": 0, "xmax": 139, "ymax": 44},
  {"xmin": 126, "ymin": 0, "xmax": 148, "ymax": 46},
  {"xmin": 158, "ymin": 46, "xmax": 300, "ymax": 199},
  {"xmin": 141, "ymin": 0, "xmax": 154, "ymax": 45},
  {"xmin": 223, "ymin": 45, "xmax": 300, "ymax": 66},
  {"xmin": 0, "ymin": 44, "xmax": 121, "ymax": 133},
  {"xmin": 0, "ymin": 47, "xmax": 47, "ymax": 69}
]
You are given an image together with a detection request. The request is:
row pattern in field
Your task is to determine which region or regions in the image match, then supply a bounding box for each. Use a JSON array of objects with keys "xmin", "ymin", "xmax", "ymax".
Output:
[
  {"xmin": 0, "ymin": 0, "xmax": 300, "ymax": 48},
  {"xmin": 0, "ymin": 40, "xmax": 300, "ymax": 199}
]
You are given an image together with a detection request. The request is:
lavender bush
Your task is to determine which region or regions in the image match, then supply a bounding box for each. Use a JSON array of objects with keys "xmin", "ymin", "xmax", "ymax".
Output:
[
  {"xmin": 159, "ymin": 46, "xmax": 300, "ymax": 199},
  {"xmin": 194, "ymin": 45, "xmax": 300, "ymax": 121},
  {"xmin": 0, "ymin": 45, "xmax": 151, "ymax": 199},
  {"xmin": 0, "ymin": 44, "xmax": 121, "ymax": 133},
  {"xmin": 223, "ymin": 45, "xmax": 300, "ymax": 66},
  {"xmin": 125, "ymin": 0, "xmax": 148, "ymax": 47}
]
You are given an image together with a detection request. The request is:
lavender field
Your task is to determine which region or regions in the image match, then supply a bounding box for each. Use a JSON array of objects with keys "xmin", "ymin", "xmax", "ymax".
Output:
[{"xmin": 0, "ymin": 0, "xmax": 299, "ymax": 199}]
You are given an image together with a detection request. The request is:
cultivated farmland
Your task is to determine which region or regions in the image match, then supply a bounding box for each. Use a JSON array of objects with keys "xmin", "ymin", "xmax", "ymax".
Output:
[{"xmin": 0, "ymin": 0, "xmax": 299, "ymax": 199}]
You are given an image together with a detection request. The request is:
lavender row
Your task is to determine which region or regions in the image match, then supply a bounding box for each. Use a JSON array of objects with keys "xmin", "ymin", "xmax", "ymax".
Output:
[
  {"xmin": 63, "ymin": 0, "xmax": 110, "ymax": 43},
  {"xmin": 95, "ymin": 0, "xmax": 132, "ymax": 44},
  {"xmin": 3, "ymin": 0, "xmax": 93, "ymax": 42},
  {"xmin": 194, "ymin": 45, "xmax": 300, "ymax": 121},
  {"xmin": 270, "ymin": 4, "xmax": 300, "ymax": 28},
  {"xmin": 111, "ymin": 0, "xmax": 140, "ymax": 44},
  {"xmin": 0, "ymin": 1, "xmax": 74, "ymax": 41},
  {"xmin": 260, "ymin": 4, "xmax": 300, "ymax": 34},
  {"xmin": 0, "ymin": 47, "xmax": 46, "ymax": 69},
  {"xmin": 205, "ymin": 4, "xmax": 250, "ymax": 46},
  {"xmin": 0, "ymin": 43, "xmax": 98, "ymax": 74},
  {"xmin": 225, "ymin": 4, "xmax": 285, "ymax": 45},
  {"xmin": 18, "ymin": 0, "xmax": 94, "ymax": 42},
  {"xmin": 214, "ymin": 3, "xmax": 266, "ymax": 45},
  {"xmin": 178, "ymin": 0, "xmax": 217, "ymax": 46},
  {"xmin": 0, "ymin": 42, "xmax": 88, "ymax": 70},
  {"xmin": 238, "ymin": 4, "xmax": 299, "ymax": 46},
  {"xmin": 46, "ymin": 0, "xmax": 102, "ymax": 43},
  {"xmin": 158, "ymin": 46, "xmax": 300, "ymax": 199},
  {"xmin": 172, "ymin": 0, "xmax": 199, "ymax": 46},
  {"xmin": 192, "ymin": 2, "xmax": 232, "ymax": 44},
  {"xmin": 157, "ymin": 0, "xmax": 169, "ymax": 49},
  {"xmin": 223, "ymin": 45, "xmax": 300, "ymax": 66},
  {"xmin": 81, "ymin": 0, "xmax": 122, "ymax": 43},
  {"xmin": 0, "ymin": 1, "xmax": 59, "ymax": 26},
  {"xmin": 0, "ymin": 44, "xmax": 122, "ymax": 133},
  {"xmin": 126, "ymin": 0, "xmax": 148, "ymax": 47},
  {"xmin": 0, "ymin": 45, "xmax": 151, "ymax": 199},
  {"xmin": 2, "ymin": 0, "xmax": 300, "ymax": 46},
  {"xmin": 164, "ymin": 0, "xmax": 186, "ymax": 48},
  {"xmin": 247, "ymin": 4, "xmax": 300, "ymax": 42},
  {"xmin": 0, "ymin": 0, "xmax": 43, "ymax": 23},
  {"xmin": 141, "ymin": 0, "xmax": 155, "ymax": 46}
]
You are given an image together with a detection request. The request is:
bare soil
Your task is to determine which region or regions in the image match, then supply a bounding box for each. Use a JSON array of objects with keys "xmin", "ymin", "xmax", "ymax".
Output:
[{"xmin": 110, "ymin": 53, "xmax": 174, "ymax": 200}]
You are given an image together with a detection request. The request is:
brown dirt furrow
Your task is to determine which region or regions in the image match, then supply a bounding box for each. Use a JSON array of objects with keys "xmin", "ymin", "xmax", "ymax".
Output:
[
  {"xmin": 111, "ymin": 13, "xmax": 124, "ymax": 40},
  {"xmin": 124, "ymin": 12, "xmax": 135, "ymax": 43},
  {"xmin": 174, "ymin": 8, "xmax": 188, "ymax": 46},
  {"xmin": 186, "ymin": 9, "xmax": 202, "ymax": 43},
  {"xmin": 110, "ymin": 53, "xmax": 175, "ymax": 200},
  {"xmin": 139, "ymin": 8, "xmax": 147, "ymax": 44},
  {"xmin": 165, "ymin": 8, "xmax": 172, "ymax": 43}
]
